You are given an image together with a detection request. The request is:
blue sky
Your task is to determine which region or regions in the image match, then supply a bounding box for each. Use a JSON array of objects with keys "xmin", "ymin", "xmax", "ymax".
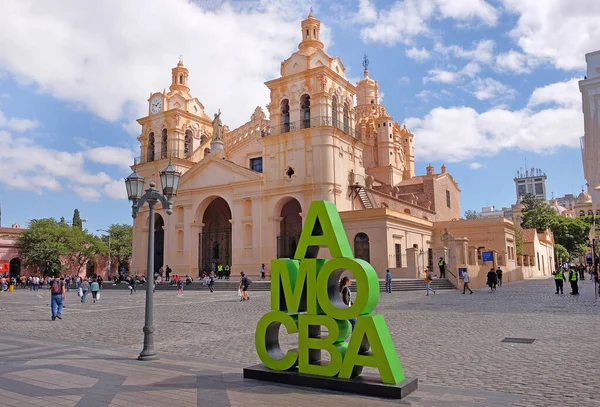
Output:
[{"xmin": 0, "ymin": 0, "xmax": 596, "ymax": 232}]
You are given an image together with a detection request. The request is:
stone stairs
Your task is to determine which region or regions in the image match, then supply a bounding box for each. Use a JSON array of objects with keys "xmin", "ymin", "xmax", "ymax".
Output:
[{"xmin": 101, "ymin": 278, "xmax": 455, "ymax": 292}]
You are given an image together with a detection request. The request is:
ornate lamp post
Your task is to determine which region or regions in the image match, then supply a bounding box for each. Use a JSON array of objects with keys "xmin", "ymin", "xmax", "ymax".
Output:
[{"xmin": 125, "ymin": 160, "xmax": 181, "ymax": 361}]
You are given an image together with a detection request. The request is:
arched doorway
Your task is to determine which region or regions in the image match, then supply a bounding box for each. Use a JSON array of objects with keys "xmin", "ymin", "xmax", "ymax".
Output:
[
  {"xmin": 199, "ymin": 197, "xmax": 232, "ymax": 273},
  {"xmin": 9, "ymin": 258, "xmax": 21, "ymax": 278},
  {"xmin": 354, "ymin": 233, "xmax": 370, "ymax": 263},
  {"xmin": 154, "ymin": 214, "xmax": 165, "ymax": 273},
  {"xmin": 277, "ymin": 199, "xmax": 302, "ymax": 258}
]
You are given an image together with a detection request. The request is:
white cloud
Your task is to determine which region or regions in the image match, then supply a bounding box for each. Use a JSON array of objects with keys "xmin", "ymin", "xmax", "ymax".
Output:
[
  {"xmin": 494, "ymin": 50, "xmax": 537, "ymax": 74},
  {"xmin": 357, "ymin": 0, "xmax": 498, "ymax": 45},
  {"xmin": 435, "ymin": 39, "xmax": 495, "ymax": 64},
  {"xmin": 468, "ymin": 162, "xmax": 485, "ymax": 169},
  {"xmin": 103, "ymin": 180, "xmax": 128, "ymax": 200},
  {"xmin": 0, "ymin": 0, "xmax": 309, "ymax": 131},
  {"xmin": 424, "ymin": 69, "xmax": 460, "ymax": 84},
  {"xmin": 502, "ymin": 0, "xmax": 600, "ymax": 71},
  {"xmin": 85, "ymin": 147, "xmax": 136, "ymax": 171},
  {"xmin": 406, "ymin": 47, "xmax": 431, "ymax": 61},
  {"xmin": 398, "ymin": 76, "xmax": 410, "ymax": 85},
  {"xmin": 471, "ymin": 77, "xmax": 515, "ymax": 101},
  {"xmin": 0, "ymin": 110, "xmax": 39, "ymax": 132},
  {"xmin": 407, "ymin": 78, "xmax": 582, "ymax": 162},
  {"xmin": 0, "ymin": 129, "xmax": 130, "ymax": 201}
]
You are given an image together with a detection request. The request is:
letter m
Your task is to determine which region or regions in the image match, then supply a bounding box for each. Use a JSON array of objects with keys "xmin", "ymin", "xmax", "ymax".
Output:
[{"xmin": 270, "ymin": 258, "xmax": 323, "ymax": 314}]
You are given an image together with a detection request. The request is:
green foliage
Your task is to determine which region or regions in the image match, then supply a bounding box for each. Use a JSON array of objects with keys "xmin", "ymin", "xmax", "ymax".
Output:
[
  {"xmin": 17, "ymin": 218, "xmax": 106, "ymax": 277},
  {"xmin": 72, "ymin": 209, "xmax": 82, "ymax": 229},
  {"xmin": 521, "ymin": 196, "xmax": 590, "ymax": 257},
  {"xmin": 515, "ymin": 226, "xmax": 524, "ymax": 256},
  {"xmin": 463, "ymin": 210, "xmax": 480, "ymax": 220},
  {"xmin": 520, "ymin": 193, "xmax": 537, "ymax": 212},
  {"xmin": 554, "ymin": 243, "xmax": 570, "ymax": 264},
  {"xmin": 59, "ymin": 217, "xmax": 66, "ymax": 224},
  {"xmin": 100, "ymin": 224, "xmax": 133, "ymax": 270}
]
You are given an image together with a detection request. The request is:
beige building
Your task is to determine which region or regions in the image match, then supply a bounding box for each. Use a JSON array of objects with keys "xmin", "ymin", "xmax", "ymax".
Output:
[{"xmin": 130, "ymin": 13, "xmax": 465, "ymax": 278}]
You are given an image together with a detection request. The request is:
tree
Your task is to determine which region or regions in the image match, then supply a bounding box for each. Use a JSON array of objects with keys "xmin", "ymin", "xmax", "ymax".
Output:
[
  {"xmin": 72, "ymin": 209, "xmax": 82, "ymax": 230},
  {"xmin": 64, "ymin": 228, "xmax": 107, "ymax": 276},
  {"xmin": 59, "ymin": 217, "xmax": 66, "ymax": 224},
  {"xmin": 100, "ymin": 224, "xmax": 133, "ymax": 270},
  {"xmin": 554, "ymin": 243, "xmax": 570, "ymax": 264},
  {"xmin": 18, "ymin": 219, "xmax": 71, "ymax": 276},
  {"xmin": 515, "ymin": 226, "xmax": 524, "ymax": 256},
  {"xmin": 464, "ymin": 210, "xmax": 480, "ymax": 220},
  {"xmin": 521, "ymin": 199, "xmax": 556, "ymax": 233},
  {"xmin": 521, "ymin": 193, "xmax": 537, "ymax": 212}
]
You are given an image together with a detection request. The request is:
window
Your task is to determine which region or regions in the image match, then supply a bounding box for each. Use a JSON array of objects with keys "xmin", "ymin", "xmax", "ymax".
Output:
[
  {"xmin": 580, "ymin": 210, "xmax": 585, "ymax": 217},
  {"xmin": 184, "ymin": 130, "xmax": 192, "ymax": 157},
  {"xmin": 281, "ymin": 99, "xmax": 290, "ymax": 133},
  {"xmin": 535, "ymin": 182, "xmax": 544, "ymax": 195},
  {"xmin": 147, "ymin": 132, "xmax": 155, "ymax": 162},
  {"xmin": 250, "ymin": 157, "xmax": 263, "ymax": 173},
  {"xmin": 343, "ymin": 102, "xmax": 349, "ymax": 133},
  {"xmin": 300, "ymin": 94, "xmax": 310, "ymax": 129},
  {"xmin": 161, "ymin": 128, "xmax": 168, "ymax": 159},
  {"xmin": 179, "ymin": 75, "xmax": 183, "ymax": 84},
  {"xmin": 588, "ymin": 210, "xmax": 593, "ymax": 216},
  {"xmin": 332, "ymin": 96, "xmax": 338, "ymax": 128},
  {"xmin": 395, "ymin": 244, "xmax": 402, "ymax": 268},
  {"xmin": 518, "ymin": 184, "xmax": 526, "ymax": 197},
  {"xmin": 354, "ymin": 233, "xmax": 370, "ymax": 263},
  {"xmin": 446, "ymin": 190, "xmax": 451, "ymax": 208}
]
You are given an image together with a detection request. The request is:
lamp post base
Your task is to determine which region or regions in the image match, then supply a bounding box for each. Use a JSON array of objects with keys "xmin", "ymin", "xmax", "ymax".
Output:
[
  {"xmin": 138, "ymin": 325, "xmax": 158, "ymax": 361},
  {"xmin": 137, "ymin": 351, "xmax": 158, "ymax": 361}
]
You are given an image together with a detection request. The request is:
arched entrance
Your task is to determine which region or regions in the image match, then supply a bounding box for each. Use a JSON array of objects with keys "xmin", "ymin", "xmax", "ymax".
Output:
[
  {"xmin": 9, "ymin": 258, "xmax": 21, "ymax": 278},
  {"xmin": 154, "ymin": 214, "xmax": 165, "ymax": 273},
  {"xmin": 354, "ymin": 232, "xmax": 370, "ymax": 263},
  {"xmin": 277, "ymin": 199, "xmax": 302, "ymax": 258},
  {"xmin": 198, "ymin": 197, "xmax": 232, "ymax": 273}
]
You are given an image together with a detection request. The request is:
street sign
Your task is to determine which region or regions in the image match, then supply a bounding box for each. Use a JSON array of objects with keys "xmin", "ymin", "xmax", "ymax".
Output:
[{"xmin": 482, "ymin": 251, "xmax": 494, "ymax": 262}]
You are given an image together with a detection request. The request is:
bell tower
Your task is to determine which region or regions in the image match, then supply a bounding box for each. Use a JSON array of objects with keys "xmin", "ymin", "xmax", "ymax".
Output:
[
  {"xmin": 170, "ymin": 57, "xmax": 190, "ymax": 92},
  {"xmin": 298, "ymin": 9, "xmax": 324, "ymax": 53}
]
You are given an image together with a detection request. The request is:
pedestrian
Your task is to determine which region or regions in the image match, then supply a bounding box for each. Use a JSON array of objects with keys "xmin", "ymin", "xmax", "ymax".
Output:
[
  {"xmin": 496, "ymin": 267, "xmax": 503, "ymax": 287},
  {"xmin": 425, "ymin": 268, "xmax": 435, "ymax": 296},
  {"xmin": 177, "ymin": 278, "xmax": 184, "ymax": 296},
  {"xmin": 49, "ymin": 275, "xmax": 66, "ymax": 321},
  {"xmin": 569, "ymin": 265, "xmax": 579, "ymax": 295},
  {"xmin": 224, "ymin": 264, "xmax": 231, "ymax": 279},
  {"xmin": 339, "ymin": 276, "xmax": 356, "ymax": 330},
  {"xmin": 80, "ymin": 278, "xmax": 90, "ymax": 303},
  {"xmin": 438, "ymin": 257, "xmax": 446, "ymax": 278},
  {"xmin": 462, "ymin": 269, "xmax": 473, "ymax": 294},
  {"xmin": 239, "ymin": 272, "xmax": 249, "ymax": 301},
  {"xmin": 91, "ymin": 278, "xmax": 100, "ymax": 303},
  {"xmin": 385, "ymin": 269, "xmax": 392, "ymax": 294},
  {"xmin": 552, "ymin": 266, "xmax": 566, "ymax": 294},
  {"xmin": 128, "ymin": 276, "xmax": 136, "ymax": 294},
  {"xmin": 578, "ymin": 263, "xmax": 585, "ymax": 281},
  {"xmin": 166, "ymin": 265, "xmax": 172, "ymax": 282},
  {"xmin": 218, "ymin": 264, "xmax": 223, "ymax": 279},
  {"xmin": 208, "ymin": 274, "xmax": 214, "ymax": 292},
  {"xmin": 487, "ymin": 268, "xmax": 497, "ymax": 291},
  {"xmin": 260, "ymin": 264, "xmax": 266, "ymax": 280}
]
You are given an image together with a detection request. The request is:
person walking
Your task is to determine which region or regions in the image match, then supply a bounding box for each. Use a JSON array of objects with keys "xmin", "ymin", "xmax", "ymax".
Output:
[
  {"xmin": 438, "ymin": 257, "xmax": 446, "ymax": 278},
  {"xmin": 425, "ymin": 268, "xmax": 435, "ymax": 296},
  {"xmin": 385, "ymin": 269, "xmax": 392, "ymax": 294},
  {"xmin": 80, "ymin": 278, "xmax": 90, "ymax": 303},
  {"xmin": 486, "ymin": 268, "xmax": 497, "ymax": 291},
  {"xmin": 260, "ymin": 264, "xmax": 266, "ymax": 280},
  {"xmin": 177, "ymin": 278, "xmax": 184, "ymax": 296},
  {"xmin": 339, "ymin": 277, "xmax": 356, "ymax": 330},
  {"xmin": 578, "ymin": 263, "xmax": 585, "ymax": 281},
  {"xmin": 128, "ymin": 276, "xmax": 136, "ymax": 294},
  {"xmin": 569, "ymin": 265, "xmax": 579, "ymax": 295},
  {"xmin": 239, "ymin": 272, "xmax": 249, "ymax": 301},
  {"xmin": 496, "ymin": 267, "xmax": 503, "ymax": 287},
  {"xmin": 462, "ymin": 269, "xmax": 473, "ymax": 294},
  {"xmin": 91, "ymin": 278, "xmax": 100, "ymax": 303},
  {"xmin": 49, "ymin": 275, "xmax": 66, "ymax": 321},
  {"xmin": 165, "ymin": 265, "xmax": 172, "ymax": 282},
  {"xmin": 553, "ymin": 266, "xmax": 566, "ymax": 294}
]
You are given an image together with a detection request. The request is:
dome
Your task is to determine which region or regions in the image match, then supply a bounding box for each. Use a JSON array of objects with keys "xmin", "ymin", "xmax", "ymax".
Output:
[
  {"xmin": 577, "ymin": 190, "xmax": 592, "ymax": 203},
  {"xmin": 550, "ymin": 203, "xmax": 568, "ymax": 215}
]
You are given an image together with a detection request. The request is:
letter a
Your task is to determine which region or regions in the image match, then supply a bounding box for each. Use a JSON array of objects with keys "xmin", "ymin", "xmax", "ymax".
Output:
[{"xmin": 294, "ymin": 200, "xmax": 353, "ymax": 259}]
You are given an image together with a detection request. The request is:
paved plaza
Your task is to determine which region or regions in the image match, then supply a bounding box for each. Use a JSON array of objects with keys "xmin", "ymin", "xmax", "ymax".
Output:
[{"xmin": 0, "ymin": 278, "xmax": 599, "ymax": 406}]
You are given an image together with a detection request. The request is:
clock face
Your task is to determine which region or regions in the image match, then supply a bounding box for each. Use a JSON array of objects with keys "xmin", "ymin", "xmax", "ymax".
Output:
[{"xmin": 150, "ymin": 97, "xmax": 162, "ymax": 114}]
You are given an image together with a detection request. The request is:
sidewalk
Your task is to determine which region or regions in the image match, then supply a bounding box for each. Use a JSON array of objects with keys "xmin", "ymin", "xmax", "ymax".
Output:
[{"xmin": 0, "ymin": 331, "xmax": 524, "ymax": 407}]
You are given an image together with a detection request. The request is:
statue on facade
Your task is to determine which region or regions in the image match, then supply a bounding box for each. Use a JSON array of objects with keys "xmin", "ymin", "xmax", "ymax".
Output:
[
  {"xmin": 441, "ymin": 228, "xmax": 454, "ymax": 242},
  {"xmin": 212, "ymin": 109, "xmax": 223, "ymax": 142}
]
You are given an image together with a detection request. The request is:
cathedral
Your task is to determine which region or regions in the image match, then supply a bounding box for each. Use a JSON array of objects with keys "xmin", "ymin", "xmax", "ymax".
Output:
[{"xmin": 130, "ymin": 12, "xmax": 461, "ymax": 278}]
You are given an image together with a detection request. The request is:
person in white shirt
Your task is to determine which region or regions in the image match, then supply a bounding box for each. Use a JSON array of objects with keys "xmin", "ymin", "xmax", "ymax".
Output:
[{"xmin": 462, "ymin": 270, "xmax": 473, "ymax": 295}]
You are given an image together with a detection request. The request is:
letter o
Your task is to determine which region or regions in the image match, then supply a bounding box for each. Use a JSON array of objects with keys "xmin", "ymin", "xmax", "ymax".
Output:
[{"xmin": 316, "ymin": 258, "xmax": 379, "ymax": 320}]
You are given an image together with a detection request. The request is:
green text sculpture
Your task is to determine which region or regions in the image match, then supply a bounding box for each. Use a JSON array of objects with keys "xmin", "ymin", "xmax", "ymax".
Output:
[{"xmin": 254, "ymin": 200, "xmax": 406, "ymax": 384}]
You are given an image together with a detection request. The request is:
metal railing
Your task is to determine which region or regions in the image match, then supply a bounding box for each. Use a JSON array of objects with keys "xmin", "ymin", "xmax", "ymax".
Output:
[
  {"xmin": 134, "ymin": 148, "xmax": 196, "ymax": 165},
  {"xmin": 268, "ymin": 116, "xmax": 362, "ymax": 140}
]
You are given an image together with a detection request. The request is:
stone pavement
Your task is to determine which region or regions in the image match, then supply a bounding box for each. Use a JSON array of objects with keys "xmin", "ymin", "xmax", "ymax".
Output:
[{"xmin": 0, "ymin": 277, "xmax": 599, "ymax": 406}]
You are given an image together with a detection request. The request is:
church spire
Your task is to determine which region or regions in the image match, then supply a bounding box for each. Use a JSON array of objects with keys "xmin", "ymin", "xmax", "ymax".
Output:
[
  {"xmin": 298, "ymin": 10, "xmax": 324, "ymax": 52},
  {"xmin": 170, "ymin": 56, "xmax": 190, "ymax": 92}
]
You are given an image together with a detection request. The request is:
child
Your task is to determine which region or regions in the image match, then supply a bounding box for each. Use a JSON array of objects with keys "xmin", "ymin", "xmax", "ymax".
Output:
[{"xmin": 177, "ymin": 278, "xmax": 184, "ymax": 296}]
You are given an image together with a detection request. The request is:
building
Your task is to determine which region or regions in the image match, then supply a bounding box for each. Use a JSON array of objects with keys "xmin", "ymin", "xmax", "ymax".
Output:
[
  {"xmin": 514, "ymin": 167, "xmax": 547, "ymax": 201},
  {"xmin": 521, "ymin": 228, "xmax": 555, "ymax": 277},
  {"xmin": 554, "ymin": 194, "xmax": 576, "ymax": 211},
  {"xmin": 130, "ymin": 12, "xmax": 462, "ymax": 278},
  {"xmin": 0, "ymin": 225, "xmax": 28, "ymax": 278},
  {"xmin": 479, "ymin": 206, "xmax": 505, "ymax": 219},
  {"xmin": 580, "ymin": 50, "xmax": 600, "ymax": 212}
]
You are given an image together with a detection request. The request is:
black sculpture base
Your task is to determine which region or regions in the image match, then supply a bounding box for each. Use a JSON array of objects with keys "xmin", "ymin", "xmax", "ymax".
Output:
[{"xmin": 243, "ymin": 364, "xmax": 418, "ymax": 399}]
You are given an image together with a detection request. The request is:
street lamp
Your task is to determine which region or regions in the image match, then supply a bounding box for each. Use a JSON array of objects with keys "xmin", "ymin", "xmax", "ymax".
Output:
[
  {"xmin": 97, "ymin": 229, "xmax": 111, "ymax": 279},
  {"xmin": 125, "ymin": 160, "xmax": 181, "ymax": 361}
]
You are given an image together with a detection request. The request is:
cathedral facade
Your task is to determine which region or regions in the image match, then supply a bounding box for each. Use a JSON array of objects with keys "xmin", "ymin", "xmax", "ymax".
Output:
[{"xmin": 130, "ymin": 13, "xmax": 461, "ymax": 278}]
